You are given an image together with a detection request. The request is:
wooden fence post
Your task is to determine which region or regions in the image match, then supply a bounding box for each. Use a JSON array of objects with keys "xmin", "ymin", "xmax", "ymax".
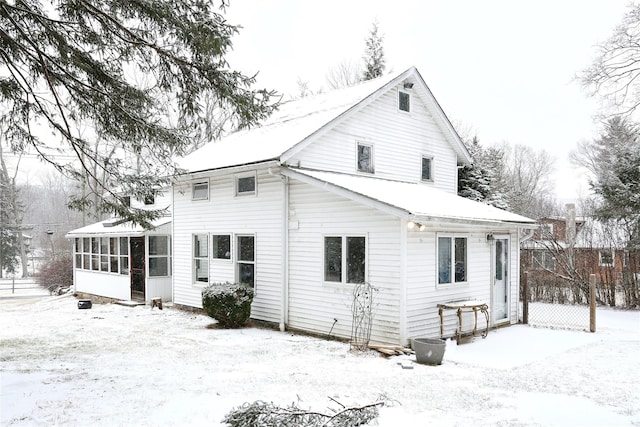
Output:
[
  {"xmin": 522, "ymin": 271, "xmax": 529, "ymax": 325},
  {"xmin": 589, "ymin": 274, "xmax": 596, "ymax": 333}
]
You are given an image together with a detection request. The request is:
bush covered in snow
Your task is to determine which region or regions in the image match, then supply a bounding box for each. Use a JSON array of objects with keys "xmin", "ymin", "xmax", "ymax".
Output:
[
  {"xmin": 36, "ymin": 256, "xmax": 73, "ymax": 294},
  {"xmin": 202, "ymin": 282, "xmax": 254, "ymax": 328}
]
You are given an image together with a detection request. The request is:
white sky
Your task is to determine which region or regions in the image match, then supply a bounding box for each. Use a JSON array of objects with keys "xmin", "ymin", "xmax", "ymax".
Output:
[{"xmin": 223, "ymin": 0, "xmax": 631, "ymax": 201}]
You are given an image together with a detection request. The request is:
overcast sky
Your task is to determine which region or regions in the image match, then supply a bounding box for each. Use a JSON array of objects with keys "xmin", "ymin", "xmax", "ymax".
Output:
[{"xmin": 224, "ymin": 0, "xmax": 631, "ymax": 201}]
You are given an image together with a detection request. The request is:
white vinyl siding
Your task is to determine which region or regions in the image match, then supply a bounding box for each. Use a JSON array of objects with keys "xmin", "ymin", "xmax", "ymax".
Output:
[
  {"xmin": 287, "ymin": 83, "xmax": 459, "ymax": 193},
  {"xmin": 287, "ymin": 179, "xmax": 401, "ymax": 344},
  {"xmin": 173, "ymin": 168, "xmax": 283, "ymax": 323}
]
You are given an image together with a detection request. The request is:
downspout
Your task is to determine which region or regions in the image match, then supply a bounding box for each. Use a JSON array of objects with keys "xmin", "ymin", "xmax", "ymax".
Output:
[
  {"xmin": 272, "ymin": 167, "xmax": 289, "ymax": 332},
  {"xmin": 399, "ymin": 219, "xmax": 408, "ymax": 346}
]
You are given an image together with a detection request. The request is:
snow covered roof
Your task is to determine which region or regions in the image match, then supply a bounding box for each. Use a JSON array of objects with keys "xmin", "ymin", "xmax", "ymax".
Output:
[
  {"xmin": 285, "ymin": 168, "xmax": 535, "ymax": 226},
  {"xmin": 177, "ymin": 66, "xmax": 471, "ymax": 174},
  {"xmin": 65, "ymin": 217, "xmax": 172, "ymax": 238}
]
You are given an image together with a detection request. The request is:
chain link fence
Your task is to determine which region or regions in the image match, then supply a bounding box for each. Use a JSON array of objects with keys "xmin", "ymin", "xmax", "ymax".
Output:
[{"xmin": 520, "ymin": 272, "xmax": 596, "ymax": 332}]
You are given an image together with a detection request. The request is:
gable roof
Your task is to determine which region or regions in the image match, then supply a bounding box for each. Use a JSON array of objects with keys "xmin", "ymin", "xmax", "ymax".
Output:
[
  {"xmin": 177, "ymin": 66, "xmax": 471, "ymax": 174},
  {"xmin": 284, "ymin": 168, "xmax": 535, "ymax": 227}
]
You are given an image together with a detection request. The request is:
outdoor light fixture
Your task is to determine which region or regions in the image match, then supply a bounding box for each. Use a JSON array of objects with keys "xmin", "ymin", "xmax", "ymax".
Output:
[
  {"xmin": 486, "ymin": 233, "xmax": 494, "ymax": 242},
  {"xmin": 407, "ymin": 221, "xmax": 426, "ymax": 231},
  {"xmin": 404, "ymin": 82, "xmax": 414, "ymax": 89}
]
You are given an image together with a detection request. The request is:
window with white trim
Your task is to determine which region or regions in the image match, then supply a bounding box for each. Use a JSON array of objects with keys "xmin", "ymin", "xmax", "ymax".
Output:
[
  {"xmin": 437, "ymin": 235, "xmax": 467, "ymax": 285},
  {"xmin": 599, "ymin": 249, "xmax": 614, "ymax": 267},
  {"xmin": 149, "ymin": 235, "xmax": 171, "ymax": 277},
  {"xmin": 237, "ymin": 235, "xmax": 255, "ymax": 287},
  {"xmin": 74, "ymin": 238, "xmax": 82, "ymax": 269},
  {"xmin": 357, "ymin": 142, "xmax": 374, "ymax": 173},
  {"xmin": 236, "ymin": 172, "xmax": 256, "ymax": 196},
  {"xmin": 193, "ymin": 234, "xmax": 209, "ymax": 283},
  {"xmin": 212, "ymin": 234, "xmax": 231, "ymax": 260},
  {"xmin": 192, "ymin": 181, "xmax": 209, "ymax": 200},
  {"xmin": 399, "ymin": 91, "xmax": 410, "ymax": 112},
  {"xmin": 533, "ymin": 250, "xmax": 556, "ymax": 270},
  {"xmin": 421, "ymin": 156, "xmax": 433, "ymax": 181},
  {"xmin": 119, "ymin": 237, "xmax": 129, "ymax": 275},
  {"xmin": 324, "ymin": 235, "xmax": 367, "ymax": 284}
]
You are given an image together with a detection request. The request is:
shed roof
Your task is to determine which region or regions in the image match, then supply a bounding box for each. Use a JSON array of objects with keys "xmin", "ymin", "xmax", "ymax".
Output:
[
  {"xmin": 284, "ymin": 168, "xmax": 535, "ymax": 227},
  {"xmin": 177, "ymin": 66, "xmax": 471, "ymax": 174},
  {"xmin": 66, "ymin": 217, "xmax": 172, "ymax": 238}
]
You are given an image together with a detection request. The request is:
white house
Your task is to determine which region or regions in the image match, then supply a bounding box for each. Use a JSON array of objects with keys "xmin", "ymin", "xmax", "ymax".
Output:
[
  {"xmin": 66, "ymin": 192, "xmax": 172, "ymax": 303},
  {"xmin": 172, "ymin": 66, "xmax": 535, "ymax": 345}
]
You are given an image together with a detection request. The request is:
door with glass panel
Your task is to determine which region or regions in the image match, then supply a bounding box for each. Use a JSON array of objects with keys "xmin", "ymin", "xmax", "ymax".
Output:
[{"xmin": 493, "ymin": 236, "xmax": 509, "ymax": 323}]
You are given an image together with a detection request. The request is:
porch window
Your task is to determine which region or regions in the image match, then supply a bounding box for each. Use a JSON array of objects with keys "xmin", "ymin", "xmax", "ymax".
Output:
[
  {"xmin": 99, "ymin": 237, "xmax": 109, "ymax": 272},
  {"xmin": 74, "ymin": 238, "xmax": 82, "ymax": 269},
  {"xmin": 237, "ymin": 235, "xmax": 255, "ymax": 287},
  {"xmin": 119, "ymin": 237, "xmax": 129, "ymax": 275},
  {"xmin": 438, "ymin": 235, "xmax": 467, "ymax": 285},
  {"xmin": 193, "ymin": 234, "xmax": 209, "ymax": 284},
  {"xmin": 149, "ymin": 236, "xmax": 170, "ymax": 277},
  {"xmin": 324, "ymin": 235, "xmax": 367, "ymax": 284},
  {"xmin": 357, "ymin": 142, "xmax": 374, "ymax": 173},
  {"xmin": 91, "ymin": 237, "xmax": 99, "ymax": 270},
  {"xmin": 82, "ymin": 237, "xmax": 90, "ymax": 270},
  {"xmin": 212, "ymin": 234, "xmax": 231, "ymax": 260},
  {"xmin": 109, "ymin": 238, "xmax": 119, "ymax": 273}
]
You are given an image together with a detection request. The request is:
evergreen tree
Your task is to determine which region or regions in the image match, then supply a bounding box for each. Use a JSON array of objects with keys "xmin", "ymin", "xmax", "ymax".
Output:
[
  {"xmin": 0, "ymin": 0, "xmax": 277, "ymax": 227},
  {"xmin": 458, "ymin": 137, "xmax": 509, "ymax": 210},
  {"xmin": 0, "ymin": 148, "xmax": 21, "ymax": 277},
  {"xmin": 575, "ymin": 117, "xmax": 640, "ymax": 246},
  {"xmin": 362, "ymin": 20, "xmax": 386, "ymax": 81}
]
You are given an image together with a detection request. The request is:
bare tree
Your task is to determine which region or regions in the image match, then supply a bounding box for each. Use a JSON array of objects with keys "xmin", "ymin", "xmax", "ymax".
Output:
[
  {"xmin": 499, "ymin": 143, "xmax": 558, "ymax": 219},
  {"xmin": 326, "ymin": 59, "xmax": 362, "ymax": 90},
  {"xmin": 579, "ymin": 4, "xmax": 640, "ymax": 118}
]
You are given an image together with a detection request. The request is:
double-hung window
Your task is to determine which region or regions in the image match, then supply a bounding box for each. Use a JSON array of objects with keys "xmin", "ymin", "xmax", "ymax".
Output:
[
  {"xmin": 237, "ymin": 235, "xmax": 255, "ymax": 287},
  {"xmin": 324, "ymin": 235, "xmax": 367, "ymax": 284},
  {"xmin": 212, "ymin": 234, "xmax": 231, "ymax": 260},
  {"xmin": 437, "ymin": 235, "xmax": 467, "ymax": 285},
  {"xmin": 119, "ymin": 237, "xmax": 129, "ymax": 275},
  {"xmin": 193, "ymin": 234, "xmax": 209, "ymax": 283},
  {"xmin": 599, "ymin": 249, "xmax": 614, "ymax": 267},
  {"xmin": 149, "ymin": 236, "xmax": 171, "ymax": 277},
  {"xmin": 533, "ymin": 250, "xmax": 556, "ymax": 270}
]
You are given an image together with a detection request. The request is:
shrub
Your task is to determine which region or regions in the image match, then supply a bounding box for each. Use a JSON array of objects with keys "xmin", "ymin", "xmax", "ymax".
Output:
[
  {"xmin": 36, "ymin": 256, "xmax": 73, "ymax": 294},
  {"xmin": 202, "ymin": 282, "xmax": 254, "ymax": 328}
]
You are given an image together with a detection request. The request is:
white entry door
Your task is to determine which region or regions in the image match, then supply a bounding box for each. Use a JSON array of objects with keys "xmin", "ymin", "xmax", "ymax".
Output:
[{"xmin": 493, "ymin": 236, "xmax": 509, "ymax": 323}]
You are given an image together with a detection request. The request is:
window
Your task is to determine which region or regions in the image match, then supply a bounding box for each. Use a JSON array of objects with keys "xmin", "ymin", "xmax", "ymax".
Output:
[
  {"xmin": 438, "ymin": 235, "xmax": 467, "ymax": 285},
  {"xmin": 237, "ymin": 235, "xmax": 255, "ymax": 287},
  {"xmin": 323, "ymin": 235, "xmax": 367, "ymax": 284},
  {"xmin": 91, "ymin": 237, "xmax": 99, "ymax": 270},
  {"xmin": 421, "ymin": 156, "xmax": 433, "ymax": 181},
  {"xmin": 109, "ymin": 238, "xmax": 119, "ymax": 273},
  {"xmin": 599, "ymin": 250, "xmax": 614, "ymax": 267},
  {"xmin": 357, "ymin": 143, "xmax": 374, "ymax": 173},
  {"xmin": 539, "ymin": 223, "xmax": 554, "ymax": 238},
  {"xmin": 192, "ymin": 181, "xmax": 209, "ymax": 200},
  {"xmin": 149, "ymin": 236, "xmax": 170, "ymax": 277},
  {"xmin": 82, "ymin": 237, "xmax": 90, "ymax": 270},
  {"xmin": 193, "ymin": 234, "xmax": 209, "ymax": 283},
  {"xmin": 119, "ymin": 237, "xmax": 129, "ymax": 275},
  {"xmin": 532, "ymin": 250, "xmax": 556, "ymax": 270},
  {"xmin": 212, "ymin": 234, "xmax": 231, "ymax": 260},
  {"xmin": 236, "ymin": 173, "xmax": 256, "ymax": 195},
  {"xmin": 399, "ymin": 91, "xmax": 410, "ymax": 112},
  {"xmin": 144, "ymin": 195, "xmax": 154, "ymax": 205},
  {"xmin": 100, "ymin": 237, "xmax": 109, "ymax": 272}
]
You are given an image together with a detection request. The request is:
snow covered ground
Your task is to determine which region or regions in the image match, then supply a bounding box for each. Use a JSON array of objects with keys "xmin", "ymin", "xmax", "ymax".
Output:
[{"xmin": 1, "ymin": 294, "xmax": 638, "ymax": 427}]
